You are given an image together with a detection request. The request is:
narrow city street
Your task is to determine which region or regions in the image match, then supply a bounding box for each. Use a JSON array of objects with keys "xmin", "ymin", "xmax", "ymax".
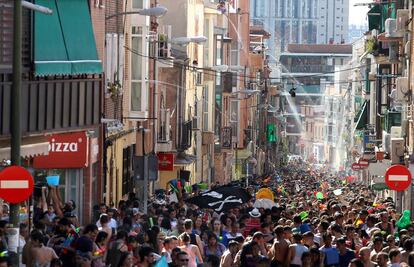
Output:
[{"xmin": 1, "ymin": 0, "xmax": 414, "ymax": 266}]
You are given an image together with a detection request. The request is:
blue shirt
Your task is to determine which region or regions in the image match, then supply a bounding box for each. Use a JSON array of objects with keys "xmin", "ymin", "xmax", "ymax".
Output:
[
  {"xmin": 320, "ymin": 246, "xmax": 339, "ymax": 266},
  {"xmin": 339, "ymin": 249, "xmax": 356, "ymax": 267}
]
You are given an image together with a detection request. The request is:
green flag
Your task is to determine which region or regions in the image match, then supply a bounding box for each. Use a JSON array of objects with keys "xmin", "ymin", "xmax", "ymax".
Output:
[{"xmin": 267, "ymin": 124, "xmax": 277, "ymax": 142}]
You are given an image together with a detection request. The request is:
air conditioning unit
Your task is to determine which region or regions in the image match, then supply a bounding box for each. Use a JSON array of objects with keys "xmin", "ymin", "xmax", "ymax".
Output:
[
  {"xmin": 397, "ymin": 9, "xmax": 409, "ymax": 34},
  {"xmin": 159, "ymin": 109, "xmax": 171, "ymax": 142},
  {"xmin": 385, "ymin": 18, "xmax": 398, "ymax": 37},
  {"xmin": 382, "ymin": 131, "xmax": 391, "ymax": 153},
  {"xmin": 192, "ymin": 116, "xmax": 201, "ymax": 130},
  {"xmin": 390, "ymin": 126, "xmax": 402, "ymax": 138},
  {"xmin": 388, "ymin": 42, "xmax": 399, "ymax": 63},
  {"xmin": 390, "ymin": 137, "xmax": 405, "ymax": 164},
  {"xmin": 396, "ymin": 76, "xmax": 408, "ymax": 101},
  {"xmin": 195, "ymin": 71, "xmax": 203, "ymax": 86}
]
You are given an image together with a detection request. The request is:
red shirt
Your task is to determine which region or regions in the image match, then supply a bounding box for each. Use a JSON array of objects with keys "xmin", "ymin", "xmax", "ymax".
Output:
[{"xmin": 244, "ymin": 218, "xmax": 261, "ymax": 237}]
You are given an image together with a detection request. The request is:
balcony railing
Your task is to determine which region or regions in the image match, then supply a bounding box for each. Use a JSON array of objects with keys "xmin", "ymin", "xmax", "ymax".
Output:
[
  {"xmin": 282, "ymin": 65, "xmax": 334, "ymax": 73},
  {"xmin": 0, "ymin": 77, "xmax": 102, "ymax": 136}
]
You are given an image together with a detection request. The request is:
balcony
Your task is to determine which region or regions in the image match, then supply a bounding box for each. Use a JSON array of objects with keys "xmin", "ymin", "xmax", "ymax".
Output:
[
  {"xmin": 385, "ymin": 110, "xmax": 401, "ymax": 133},
  {"xmin": 282, "ymin": 65, "xmax": 334, "ymax": 74},
  {"xmin": 0, "ymin": 77, "xmax": 102, "ymax": 136}
]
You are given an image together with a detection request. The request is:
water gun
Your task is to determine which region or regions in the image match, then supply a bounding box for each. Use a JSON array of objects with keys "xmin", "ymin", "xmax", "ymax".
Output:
[
  {"xmin": 62, "ymin": 232, "xmax": 75, "ymax": 247},
  {"xmin": 93, "ymin": 248, "xmax": 105, "ymax": 256}
]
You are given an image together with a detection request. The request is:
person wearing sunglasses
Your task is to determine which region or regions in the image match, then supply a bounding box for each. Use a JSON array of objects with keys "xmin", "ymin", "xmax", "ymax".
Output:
[
  {"xmin": 176, "ymin": 251, "xmax": 190, "ymax": 267},
  {"xmin": 137, "ymin": 246, "xmax": 156, "ymax": 267}
]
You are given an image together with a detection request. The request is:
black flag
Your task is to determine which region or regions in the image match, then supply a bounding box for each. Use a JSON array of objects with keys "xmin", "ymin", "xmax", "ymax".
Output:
[{"xmin": 186, "ymin": 186, "xmax": 251, "ymax": 212}]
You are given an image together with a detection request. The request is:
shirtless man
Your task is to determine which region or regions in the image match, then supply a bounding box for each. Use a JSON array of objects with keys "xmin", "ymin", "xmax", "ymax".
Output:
[{"xmin": 270, "ymin": 226, "xmax": 290, "ymax": 267}]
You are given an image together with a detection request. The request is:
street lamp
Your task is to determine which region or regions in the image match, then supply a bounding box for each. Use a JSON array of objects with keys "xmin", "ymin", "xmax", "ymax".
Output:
[
  {"xmin": 210, "ymin": 65, "xmax": 246, "ymax": 73},
  {"xmin": 211, "ymin": 65, "xmax": 229, "ymax": 72},
  {"xmin": 21, "ymin": 1, "xmax": 52, "ymax": 14},
  {"xmin": 105, "ymin": 5, "xmax": 168, "ymax": 20},
  {"xmin": 171, "ymin": 36, "xmax": 207, "ymax": 45},
  {"xmin": 231, "ymin": 89, "xmax": 261, "ymax": 95}
]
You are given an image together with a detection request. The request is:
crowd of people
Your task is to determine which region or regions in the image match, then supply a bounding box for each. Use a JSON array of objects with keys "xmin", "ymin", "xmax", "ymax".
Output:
[{"xmin": 0, "ymin": 161, "xmax": 412, "ymax": 267}]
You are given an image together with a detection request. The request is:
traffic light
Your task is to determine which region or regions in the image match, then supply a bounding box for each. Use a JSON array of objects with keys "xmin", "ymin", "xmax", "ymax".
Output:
[{"xmin": 267, "ymin": 124, "xmax": 277, "ymax": 142}]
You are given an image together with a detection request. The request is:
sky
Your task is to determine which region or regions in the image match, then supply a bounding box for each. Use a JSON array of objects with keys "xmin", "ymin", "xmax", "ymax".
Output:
[{"xmin": 349, "ymin": 0, "xmax": 369, "ymax": 26}]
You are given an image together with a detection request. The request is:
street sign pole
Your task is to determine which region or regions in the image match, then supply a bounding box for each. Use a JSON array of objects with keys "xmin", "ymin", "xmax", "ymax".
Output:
[
  {"xmin": 9, "ymin": 3, "xmax": 22, "ymax": 263},
  {"xmin": 10, "ymin": 0, "xmax": 22, "ymax": 228}
]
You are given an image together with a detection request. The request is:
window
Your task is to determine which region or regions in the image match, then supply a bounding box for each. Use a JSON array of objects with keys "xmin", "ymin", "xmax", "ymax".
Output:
[
  {"xmin": 274, "ymin": 0, "xmax": 280, "ymax": 17},
  {"xmin": 215, "ymin": 34, "xmax": 223, "ymax": 65},
  {"xmin": 203, "ymin": 86, "xmax": 209, "ymax": 131},
  {"xmin": 130, "ymin": 26, "xmax": 147, "ymax": 112},
  {"xmin": 204, "ymin": 19, "xmax": 210, "ymax": 67},
  {"xmin": 132, "ymin": 0, "xmax": 143, "ymax": 9},
  {"xmin": 231, "ymin": 42, "xmax": 238, "ymax": 67},
  {"xmin": 66, "ymin": 169, "xmax": 83, "ymax": 216},
  {"xmin": 255, "ymin": 0, "xmax": 265, "ymax": 17},
  {"xmin": 230, "ymin": 100, "xmax": 238, "ymax": 122},
  {"xmin": 230, "ymin": 100, "xmax": 239, "ymax": 138}
]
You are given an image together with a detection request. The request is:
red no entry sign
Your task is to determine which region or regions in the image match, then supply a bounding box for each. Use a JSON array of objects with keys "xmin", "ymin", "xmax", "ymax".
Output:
[
  {"xmin": 385, "ymin": 164, "xmax": 412, "ymax": 191},
  {"xmin": 0, "ymin": 166, "xmax": 34, "ymax": 203}
]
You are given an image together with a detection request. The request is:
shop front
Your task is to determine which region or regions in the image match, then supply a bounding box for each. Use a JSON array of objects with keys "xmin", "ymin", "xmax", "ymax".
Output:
[{"xmin": 32, "ymin": 131, "xmax": 99, "ymax": 224}]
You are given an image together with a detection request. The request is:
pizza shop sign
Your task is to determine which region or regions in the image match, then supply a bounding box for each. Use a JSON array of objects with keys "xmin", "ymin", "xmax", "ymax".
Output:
[
  {"xmin": 49, "ymin": 138, "xmax": 80, "ymax": 152},
  {"xmin": 33, "ymin": 132, "xmax": 89, "ymax": 169}
]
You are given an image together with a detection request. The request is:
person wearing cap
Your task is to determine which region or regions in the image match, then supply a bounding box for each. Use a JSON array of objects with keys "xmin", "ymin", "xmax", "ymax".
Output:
[
  {"xmin": 243, "ymin": 208, "xmax": 261, "ymax": 237},
  {"xmin": 336, "ymin": 237, "xmax": 356, "ymax": 267}
]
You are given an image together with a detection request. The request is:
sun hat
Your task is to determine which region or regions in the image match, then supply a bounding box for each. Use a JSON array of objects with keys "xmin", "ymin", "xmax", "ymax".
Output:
[{"xmin": 249, "ymin": 208, "xmax": 261, "ymax": 218}]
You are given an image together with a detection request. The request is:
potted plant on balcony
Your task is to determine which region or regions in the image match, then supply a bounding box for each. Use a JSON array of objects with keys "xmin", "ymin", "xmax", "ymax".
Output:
[
  {"xmin": 365, "ymin": 37, "xmax": 379, "ymax": 56},
  {"xmin": 107, "ymin": 80, "xmax": 123, "ymax": 101}
]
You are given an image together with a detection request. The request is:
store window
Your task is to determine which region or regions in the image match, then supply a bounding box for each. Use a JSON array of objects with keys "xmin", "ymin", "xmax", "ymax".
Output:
[{"xmin": 33, "ymin": 168, "xmax": 83, "ymax": 218}]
